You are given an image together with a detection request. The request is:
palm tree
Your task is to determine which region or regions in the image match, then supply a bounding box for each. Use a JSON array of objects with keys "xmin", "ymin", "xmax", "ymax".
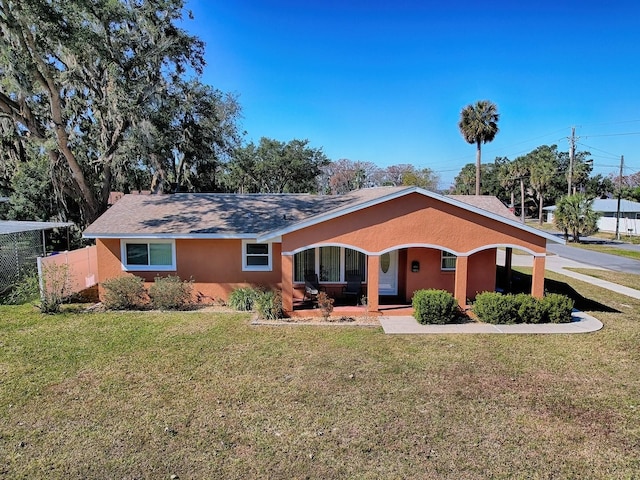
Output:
[
  {"xmin": 458, "ymin": 100, "xmax": 500, "ymax": 195},
  {"xmin": 510, "ymin": 156, "xmax": 530, "ymax": 223},
  {"xmin": 528, "ymin": 147, "xmax": 559, "ymax": 224},
  {"xmin": 498, "ymin": 162, "xmax": 517, "ymax": 210},
  {"xmin": 553, "ymin": 194, "xmax": 599, "ymax": 242}
]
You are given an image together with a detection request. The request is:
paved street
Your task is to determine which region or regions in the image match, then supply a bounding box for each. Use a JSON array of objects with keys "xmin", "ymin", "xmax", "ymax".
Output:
[{"xmin": 546, "ymin": 243, "xmax": 640, "ymax": 275}]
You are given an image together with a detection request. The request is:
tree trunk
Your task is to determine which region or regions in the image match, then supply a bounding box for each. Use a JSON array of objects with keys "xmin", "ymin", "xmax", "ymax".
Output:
[
  {"xmin": 475, "ymin": 140, "xmax": 481, "ymax": 196},
  {"xmin": 520, "ymin": 178, "xmax": 525, "ymax": 223},
  {"xmin": 538, "ymin": 192, "xmax": 544, "ymax": 224}
]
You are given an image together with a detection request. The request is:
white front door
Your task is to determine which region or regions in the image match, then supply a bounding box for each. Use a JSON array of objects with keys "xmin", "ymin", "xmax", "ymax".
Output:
[{"xmin": 378, "ymin": 251, "xmax": 398, "ymax": 295}]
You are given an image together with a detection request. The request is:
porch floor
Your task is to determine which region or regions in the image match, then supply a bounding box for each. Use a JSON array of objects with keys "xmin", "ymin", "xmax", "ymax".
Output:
[{"xmin": 291, "ymin": 300, "xmax": 413, "ymax": 318}]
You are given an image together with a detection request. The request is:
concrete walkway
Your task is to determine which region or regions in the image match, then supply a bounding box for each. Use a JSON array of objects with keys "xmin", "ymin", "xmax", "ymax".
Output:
[{"xmin": 379, "ymin": 310, "xmax": 603, "ymax": 335}]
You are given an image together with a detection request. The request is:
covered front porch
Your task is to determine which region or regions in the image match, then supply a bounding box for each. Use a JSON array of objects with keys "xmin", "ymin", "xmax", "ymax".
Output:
[{"xmin": 281, "ymin": 244, "xmax": 546, "ymax": 316}]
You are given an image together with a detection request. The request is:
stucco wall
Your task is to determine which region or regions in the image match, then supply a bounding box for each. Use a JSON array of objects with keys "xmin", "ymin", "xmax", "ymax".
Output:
[
  {"xmin": 467, "ymin": 248, "xmax": 497, "ymax": 300},
  {"xmin": 96, "ymin": 238, "xmax": 282, "ymax": 303},
  {"xmin": 282, "ymin": 193, "xmax": 546, "ymax": 255},
  {"xmin": 404, "ymin": 247, "xmax": 455, "ymax": 302}
]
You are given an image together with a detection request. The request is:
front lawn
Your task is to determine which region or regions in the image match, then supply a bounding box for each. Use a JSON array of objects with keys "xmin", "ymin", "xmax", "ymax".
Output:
[{"xmin": 1, "ymin": 272, "xmax": 639, "ymax": 478}]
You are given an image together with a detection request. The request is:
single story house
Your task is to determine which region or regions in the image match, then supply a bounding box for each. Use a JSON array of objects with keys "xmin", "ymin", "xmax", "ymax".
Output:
[
  {"xmin": 83, "ymin": 186, "xmax": 562, "ymax": 314},
  {"xmin": 544, "ymin": 198, "xmax": 640, "ymax": 235}
]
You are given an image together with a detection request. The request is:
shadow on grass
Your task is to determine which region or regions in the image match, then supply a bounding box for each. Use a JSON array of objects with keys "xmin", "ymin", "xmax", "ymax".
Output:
[{"xmin": 496, "ymin": 266, "xmax": 620, "ymax": 314}]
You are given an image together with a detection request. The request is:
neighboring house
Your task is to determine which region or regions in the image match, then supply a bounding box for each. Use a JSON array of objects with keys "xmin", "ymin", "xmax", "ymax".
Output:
[
  {"xmin": 544, "ymin": 198, "xmax": 640, "ymax": 235},
  {"xmin": 83, "ymin": 186, "xmax": 562, "ymax": 314}
]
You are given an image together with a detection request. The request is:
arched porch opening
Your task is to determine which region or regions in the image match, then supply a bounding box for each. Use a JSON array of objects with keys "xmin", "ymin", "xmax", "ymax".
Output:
[{"xmin": 288, "ymin": 244, "xmax": 368, "ymax": 310}]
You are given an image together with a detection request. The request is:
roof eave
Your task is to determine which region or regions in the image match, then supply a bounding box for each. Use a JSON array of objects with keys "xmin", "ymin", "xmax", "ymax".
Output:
[{"xmin": 82, "ymin": 232, "xmax": 259, "ymax": 240}]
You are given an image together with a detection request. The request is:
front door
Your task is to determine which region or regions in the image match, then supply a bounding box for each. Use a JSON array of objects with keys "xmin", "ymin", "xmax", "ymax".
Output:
[{"xmin": 378, "ymin": 250, "xmax": 398, "ymax": 295}]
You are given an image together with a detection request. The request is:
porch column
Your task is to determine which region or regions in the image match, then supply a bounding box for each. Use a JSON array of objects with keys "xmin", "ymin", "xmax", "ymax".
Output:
[
  {"xmin": 531, "ymin": 255, "xmax": 546, "ymax": 298},
  {"xmin": 367, "ymin": 255, "xmax": 380, "ymax": 312},
  {"xmin": 281, "ymin": 254, "xmax": 294, "ymax": 313},
  {"xmin": 454, "ymin": 255, "xmax": 469, "ymax": 308},
  {"xmin": 505, "ymin": 247, "xmax": 513, "ymax": 292}
]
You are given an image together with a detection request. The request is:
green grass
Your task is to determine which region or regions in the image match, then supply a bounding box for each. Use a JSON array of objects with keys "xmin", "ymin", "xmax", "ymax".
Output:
[
  {"xmin": 570, "ymin": 243, "xmax": 640, "ymax": 260},
  {"xmin": 1, "ymin": 274, "xmax": 640, "ymax": 478},
  {"xmin": 564, "ymin": 268, "xmax": 640, "ymax": 291}
]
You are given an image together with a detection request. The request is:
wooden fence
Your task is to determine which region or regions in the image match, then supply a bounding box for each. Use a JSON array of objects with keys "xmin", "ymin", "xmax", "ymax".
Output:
[{"xmin": 37, "ymin": 246, "xmax": 98, "ymax": 299}]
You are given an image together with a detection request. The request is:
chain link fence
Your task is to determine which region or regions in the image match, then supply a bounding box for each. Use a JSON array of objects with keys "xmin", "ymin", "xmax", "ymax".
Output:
[{"xmin": 0, "ymin": 230, "xmax": 43, "ymax": 294}]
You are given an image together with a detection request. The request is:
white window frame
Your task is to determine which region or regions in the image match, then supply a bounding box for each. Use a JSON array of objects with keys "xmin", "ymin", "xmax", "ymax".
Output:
[
  {"xmin": 120, "ymin": 239, "xmax": 176, "ymax": 272},
  {"xmin": 441, "ymin": 251, "xmax": 457, "ymax": 271},
  {"xmin": 242, "ymin": 240, "xmax": 272, "ymax": 272}
]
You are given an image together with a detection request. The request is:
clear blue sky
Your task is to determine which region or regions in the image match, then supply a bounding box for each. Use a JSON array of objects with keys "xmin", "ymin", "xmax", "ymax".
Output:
[{"xmin": 184, "ymin": 0, "xmax": 640, "ymax": 189}]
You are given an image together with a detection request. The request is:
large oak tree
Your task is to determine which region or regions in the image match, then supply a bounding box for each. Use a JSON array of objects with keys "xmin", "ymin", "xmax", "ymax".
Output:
[{"xmin": 0, "ymin": 0, "xmax": 238, "ymax": 225}]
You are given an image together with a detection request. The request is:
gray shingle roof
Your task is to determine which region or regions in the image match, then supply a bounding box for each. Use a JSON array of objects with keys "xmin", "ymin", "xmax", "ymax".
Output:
[
  {"xmin": 84, "ymin": 188, "xmax": 408, "ymax": 237},
  {"xmin": 83, "ymin": 187, "xmax": 534, "ymax": 239},
  {"xmin": 447, "ymin": 195, "xmax": 518, "ymax": 220}
]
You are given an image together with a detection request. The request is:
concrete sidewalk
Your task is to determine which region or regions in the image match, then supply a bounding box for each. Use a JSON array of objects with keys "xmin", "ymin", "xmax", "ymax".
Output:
[
  {"xmin": 379, "ymin": 310, "xmax": 603, "ymax": 334},
  {"xmin": 497, "ymin": 250, "xmax": 640, "ymax": 300}
]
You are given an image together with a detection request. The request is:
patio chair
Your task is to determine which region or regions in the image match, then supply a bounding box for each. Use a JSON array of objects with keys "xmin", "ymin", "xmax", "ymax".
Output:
[
  {"xmin": 342, "ymin": 274, "xmax": 362, "ymax": 305},
  {"xmin": 304, "ymin": 273, "xmax": 325, "ymax": 303}
]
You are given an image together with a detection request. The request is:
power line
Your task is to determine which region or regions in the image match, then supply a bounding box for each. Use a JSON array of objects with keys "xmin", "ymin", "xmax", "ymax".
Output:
[
  {"xmin": 583, "ymin": 131, "xmax": 640, "ymax": 138},
  {"xmin": 576, "ymin": 141, "xmax": 620, "ymax": 159},
  {"xmin": 579, "ymin": 119, "xmax": 640, "ymax": 127}
]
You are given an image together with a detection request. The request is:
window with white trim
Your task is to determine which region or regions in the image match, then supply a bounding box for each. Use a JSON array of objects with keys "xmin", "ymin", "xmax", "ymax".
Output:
[
  {"xmin": 242, "ymin": 241, "xmax": 272, "ymax": 271},
  {"xmin": 121, "ymin": 240, "xmax": 176, "ymax": 271},
  {"xmin": 294, "ymin": 247, "xmax": 366, "ymax": 283},
  {"xmin": 441, "ymin": 251, "xmax": 457, "ymax": 271}
]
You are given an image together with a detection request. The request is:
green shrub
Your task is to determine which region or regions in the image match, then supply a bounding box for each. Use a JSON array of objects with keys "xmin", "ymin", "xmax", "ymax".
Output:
[
  {"xmin": 254, "ymin": 290, "xmax": 283, "ymax": 320},
  {"xmin": 149, "ymin": 275, "xmax": 193, "ymax": 310},
  {"xmin": 102, "ymin": 275, "xmax": 147, "ymax": 310},
  {"xmin": 1, "ymin": 271, "xmax": 40, "ymax": 305},
  {"xmin": 412, "ymin": 289, "xmax": 459, "ymax": 325},
  {"xmin": 473, "ymin": 292, "xmax": 517, "ymax": 324},
  {"xmin": 228, "ymin": 286, "xmax": 262, "ymax": 311},
  {"xmin": 473, "ymin": 292, "xmax": 574, "ymax": 324},
  {"xmin": 540, "ymin": 293, "xmax": 574, "ymax": 323},
  {"xmin": 513, "ymin": 293, "xmax": 544, "ymax": 324}
]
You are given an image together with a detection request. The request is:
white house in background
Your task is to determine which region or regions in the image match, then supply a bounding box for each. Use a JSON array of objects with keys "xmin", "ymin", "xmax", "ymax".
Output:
[{"xmin": 544, "ymin": 198, "xmax": 640, "ymax": 235}]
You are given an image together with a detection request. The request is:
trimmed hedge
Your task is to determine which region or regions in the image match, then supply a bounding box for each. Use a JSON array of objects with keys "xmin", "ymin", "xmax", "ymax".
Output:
[
  {"xmin": 473, "ymin": 291, "xmax": 574, "ymax": 324},
  {"xmin": 412, "ymin": 289, "xmax": 459, "ymax": 325},
  {"xmin": 472, "ymin": 292, "xmax": 517, "ymax": 324}
]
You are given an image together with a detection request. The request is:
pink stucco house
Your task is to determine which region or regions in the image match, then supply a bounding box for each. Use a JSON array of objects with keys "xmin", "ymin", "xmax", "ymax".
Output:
[{"xmin": 83, "ymin": 186, "xmax": 562, "ymax": 314}]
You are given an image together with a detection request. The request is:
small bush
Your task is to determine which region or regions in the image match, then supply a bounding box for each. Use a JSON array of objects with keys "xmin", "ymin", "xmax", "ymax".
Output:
[
  {"xmin": 254, "ymin": 290, "xmax": 283, "ymax": 320},
  {"xmin": 38, "ymin": 263, "xmax": 71, "ymax": 314},
  {"xmin": 149, "ymin": 275, "xmax": 193, "ymax": 310},
  {"xmin": 228, "ymin": 286, "xmax": 262, "ymax": 311},
  {"xmin": 412, "ymin": 289, "xmax": 459, "ymax": 325},
  {"xmin": 540, "ymin": 293, "xmax": 574, "ymax": 323},
  {"xmin": 474, "ymin": 292, "xmax": 574, "ymax": 324},
  {"xmin": 102, "ymin": 275, "xmax": 147, "ymax": 310},
  {"xmin": 317, "ymin": 291, "xmax": 334, "ymax": 321},
  {"xmin": 473, "ymin": 292, "xmax": 517, "ymax": 324},
  {"xmin": 513, "ymin": 293, "xmax": 544, "ymax": 324}
]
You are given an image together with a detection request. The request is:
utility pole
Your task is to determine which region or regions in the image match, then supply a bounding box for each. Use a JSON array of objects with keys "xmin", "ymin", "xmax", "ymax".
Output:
[
  {"xmin": 567, "ymin": 126, "xmax": 576, "ymax": 195},
  {"xmin": 615, "ymin": 155, "xmax": 624, "ymax": 240}
]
